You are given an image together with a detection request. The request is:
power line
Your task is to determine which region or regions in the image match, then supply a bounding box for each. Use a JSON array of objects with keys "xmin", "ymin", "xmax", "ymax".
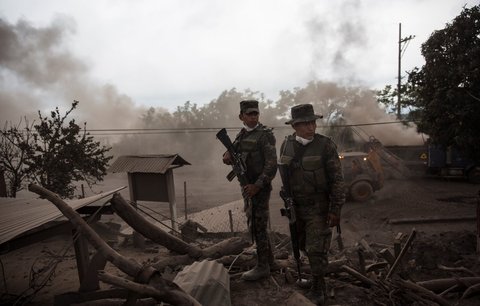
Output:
[{"xmin": 87, "ymin": 120, "xmax": 417, "ymax": 136}]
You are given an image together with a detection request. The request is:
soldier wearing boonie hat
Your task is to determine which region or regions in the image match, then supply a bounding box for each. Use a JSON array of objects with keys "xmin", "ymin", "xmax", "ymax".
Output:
[
  {"xmin": 222, "ymin": 99, "xmax": 277, "ymax": 281},
  {"xmin": 280, "ymin": 103, "xmax": 345, "ymax": 305},
  {"xmin": 285, "ymin": 103, "xmax": 323, "ymax": 125}
]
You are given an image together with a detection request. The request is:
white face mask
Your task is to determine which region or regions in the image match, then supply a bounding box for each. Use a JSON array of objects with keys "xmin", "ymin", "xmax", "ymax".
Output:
[
  {"xmin": 243, "ymin": 123, "xmax": 259, "ymax": 131},
  {"xmin": 295, "ymin": 135, "xmax": 313, "ymax": 146}
]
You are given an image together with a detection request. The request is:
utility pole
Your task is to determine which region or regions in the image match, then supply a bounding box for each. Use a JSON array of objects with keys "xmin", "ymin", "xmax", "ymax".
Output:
[{"xmin": 397, "ymin": 23, "xmax": 415, "ymax": 119}]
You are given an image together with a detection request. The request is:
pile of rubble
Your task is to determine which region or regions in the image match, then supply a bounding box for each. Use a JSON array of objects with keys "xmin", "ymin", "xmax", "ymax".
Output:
[
  {"xmin": 17, "ymin": 183, "xmax": 479, "ymax": 306},
  {"xmin": 229, "ymin": 229, "xmax": 480, "ymax": 305}
]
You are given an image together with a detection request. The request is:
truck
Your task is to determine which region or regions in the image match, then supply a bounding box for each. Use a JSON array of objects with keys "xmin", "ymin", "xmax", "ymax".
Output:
[{"xmin": 426, "ymin": 144, "xmax": 480, "ymax": 183}]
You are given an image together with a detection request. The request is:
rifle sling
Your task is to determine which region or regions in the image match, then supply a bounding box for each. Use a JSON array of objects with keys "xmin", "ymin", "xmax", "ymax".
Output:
[{"xmin": 286, "ymin": 141, "xmax": 308, "ymax": 192}]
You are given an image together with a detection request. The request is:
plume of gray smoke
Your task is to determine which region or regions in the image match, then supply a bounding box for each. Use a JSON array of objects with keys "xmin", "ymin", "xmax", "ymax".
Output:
[
  {"xmin": 342, "ymin": 90, "xmax": 424, "ymax": 146},
  {"xmin": 303, "ymin": 0, "xmax": 425, "ymax": 147},
  {"xmin": 306, "ymin": 0, "xmax": 367, "ymax": 84},
  {"xmin": 0, "ymin": 17, "xmax": 145, "ymax": 129}
]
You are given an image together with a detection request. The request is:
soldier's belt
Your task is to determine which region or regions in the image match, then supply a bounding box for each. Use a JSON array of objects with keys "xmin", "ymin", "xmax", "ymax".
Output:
[{"xmin": 293, "ymin": 193, "xmax": 328, "ymax": 205}]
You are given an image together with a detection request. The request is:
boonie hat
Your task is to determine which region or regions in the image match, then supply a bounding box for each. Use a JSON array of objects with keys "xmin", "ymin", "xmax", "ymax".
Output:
[
  {"xmin": 285, "ymin": 104, "xmax": 323, "ymax": 125},
  {"xmin": 240, "ymin": 100, "xmax": 259, "ymax": 114}
]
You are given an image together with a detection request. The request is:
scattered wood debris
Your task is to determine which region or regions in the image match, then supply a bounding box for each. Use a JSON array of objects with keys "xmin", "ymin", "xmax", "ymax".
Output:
[{"xmin": 14, "ymin": 183, "xmax": 480, "ymax": 306}]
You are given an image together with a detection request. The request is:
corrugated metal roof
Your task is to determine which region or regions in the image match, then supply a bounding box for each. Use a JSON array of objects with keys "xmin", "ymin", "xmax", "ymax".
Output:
[
  {"xmin": 108, "ymin": 154, "xmax": 190, "ymax": 174},
  {"xmin": 174, "ymin": 259, "xmax": 231, "ymax": 306},
  {"xmin": 0, "ymin": 186, "xmax": 126, "ymax": 246}
]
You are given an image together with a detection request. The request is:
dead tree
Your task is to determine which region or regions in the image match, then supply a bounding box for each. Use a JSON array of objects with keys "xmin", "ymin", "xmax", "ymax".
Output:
[
  {"xmin": 28, "ymin": 184, "xmax": 200, "ymax": 306},
  {"xmin": 110, "ymin": 193, "xmax": 203, "ymax": 257},
  {"xmin": 110, "ymin": 193, "xmax": 250, "ymax": 271}
]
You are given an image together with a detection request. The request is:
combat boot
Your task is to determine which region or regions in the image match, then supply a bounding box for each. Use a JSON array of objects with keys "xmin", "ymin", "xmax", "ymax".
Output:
[
  {"xmin": 305, "ymin": 276, "xmax": 326, "ymax": 305},
  {"xmin": 242, "ymin": 244, "xmax": 271, "ymax": 281},
  {"xmin": 240, "ymin": 262, "xmax": 270, "ymax": 281}
]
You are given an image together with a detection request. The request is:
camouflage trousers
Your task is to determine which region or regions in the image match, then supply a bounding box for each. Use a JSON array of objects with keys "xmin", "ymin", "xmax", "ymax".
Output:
[
  {"xmin": 244, "ymin": 189, "xmax": 274, "ymax": 265},
  {"xmin": 294, "ymin": 198, "xmax": 332, "ymax": 277}
]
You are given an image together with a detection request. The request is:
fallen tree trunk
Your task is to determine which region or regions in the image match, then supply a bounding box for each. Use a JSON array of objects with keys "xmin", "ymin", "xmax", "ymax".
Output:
[
  {"xmin": 111, "ymin": 193, "xmax": 249, "ymax": 261},
  {"xmin": 366, "ymin": 262, "xmax": 389, "ymax": 273},
  {"xmin": 214, "ymin": 254, "xmax": 257, "ymax": 270},
  {"xmin": 28, "ymin": 184, "xmax": 200, "ymax": 306},
  {"xmin": 152, "ymin": 244, "xmax": 253, "ymax": 273},
  {"xmin": 153, "ymin": 253, "xmax": 348, "ymax": 276},
  {"xmin": 29, "ymin": 184, "xmax": 143, "ymax": 278},
  {"xmin": 417, "ymin": 277, "xmax": 480, "ymax": 293},
  {"xmin": 201, "ymin": 236, "xmax": 250, "ymax": 259},
  {"xmin": 461, "ymin": 282, "xmax": 480, "ymax": 299},
  {"xmin": 98, "ymin": 271, "xmax": 201, "ymax": 306},
  {"xmin": 397, "ymin": 279, "xmax": 451, "ymax": 306},
  {"xmin": 340, "ymin": 265, "xmax": 377, "ymax": 287},
  {"xmin": 437, "ymin": 264, "xmax": 477, "ymax": 276},
  {"xmin": 111, "ymin": 193, "xmax": 203, "ymax": 258},
  {"xmin": 152, "ymin": 255, "xmax": 194, "ymax": 272},
  {"xmin": 389, "ymin": 216, "xmax": 476, "ymax": 224}
]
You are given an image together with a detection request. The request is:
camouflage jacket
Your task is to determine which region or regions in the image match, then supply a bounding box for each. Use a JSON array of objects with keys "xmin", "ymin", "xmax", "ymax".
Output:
[
  {"xmin": 233, "ymin": 124, "xmax": 277, "ymax": 190},
  {"xmin": 280, "ymin": 133, "xmax": 345, "ymax": 215}
]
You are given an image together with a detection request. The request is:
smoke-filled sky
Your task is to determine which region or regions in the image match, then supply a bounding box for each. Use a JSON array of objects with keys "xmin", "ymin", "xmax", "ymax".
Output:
[{"xmin": 0, "ymin": 0, "xmax": 477, "ymax": 130}]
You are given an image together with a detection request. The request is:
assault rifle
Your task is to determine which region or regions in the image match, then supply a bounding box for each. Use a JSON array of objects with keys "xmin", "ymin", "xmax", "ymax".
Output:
[
  {"xmin": 216, "ymin": 128, "xmax": 255, "ymax": 242},
  {"xmin": 278, "ymin": 163, "xmax": 303, "ymax": 282}
]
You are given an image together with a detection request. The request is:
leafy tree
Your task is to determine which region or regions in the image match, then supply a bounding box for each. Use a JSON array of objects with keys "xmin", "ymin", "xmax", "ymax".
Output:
[
  {"xmin": 0, "ymin": 120, "xmax": 35, "ymax": 197},
  {"xmin": 127, "ymin": 82, "xmax": 378, "ymax": 160},
  {"xmin": 375, "ymin": 83, "xmax": 416, "ymax": 118},
  {"xmin": 408, "ymin": 5, "xmax": 480, "ymax": 160},
  {"xmin": 196, "ymin": 88, "xmax": 266, "ymax": 128},
  {"xmin": 138, "ymin": 88, "xmax": 271, "ymax": 130},
  {"xmin": 0, "ymin": 101, "xmax": 113, "ymax": 198},
  {"xmin": 119, "ymin": 88, "xmax": 274, "ymax": 164},
  {"xmin": 27, "ymin": 101, "xmax": 113, "ymax": 198},
  {"xmin": 275, "ymin": 81, "xmax": 355, "ymax": 124}
]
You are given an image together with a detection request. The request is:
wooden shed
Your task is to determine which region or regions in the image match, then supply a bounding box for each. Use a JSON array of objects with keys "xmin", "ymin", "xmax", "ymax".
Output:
[{"xmin": 108, "ymin": 154, "xmax": 190, "ymax": 232}]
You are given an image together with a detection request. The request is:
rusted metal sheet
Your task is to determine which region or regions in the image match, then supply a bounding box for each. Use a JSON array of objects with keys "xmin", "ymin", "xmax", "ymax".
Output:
[
  {"xmin": 0, "ymin": 186, "xmax": 126, "ymax": 245},
  {"xmin": 108, "ymin": 154, "xmax": 190, "ymax": 174}
]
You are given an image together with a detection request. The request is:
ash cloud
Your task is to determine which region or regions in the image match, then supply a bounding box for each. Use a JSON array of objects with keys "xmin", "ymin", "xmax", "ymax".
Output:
[
  {"xmin": 306, "ymin": 0, "xmax": 367, "ymax": 84},
  {"xmin": 0, "ymin": 17, "xmax": 145, "ymax": 129},
  {"xmin": 303, "ymin": 1, "xmax": 424, "ymax": 147},
  {"xmin": 342, "ymin": 89, "xmax": 424, "ymax": 146}
]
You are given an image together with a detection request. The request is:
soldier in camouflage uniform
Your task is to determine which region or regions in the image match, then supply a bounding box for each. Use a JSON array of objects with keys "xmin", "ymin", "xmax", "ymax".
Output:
[
  {"xmin": 222, "ymin": 100, "xmax": 277, "ymax": 281},
  {"xmin": 279, "ymin": 104, "xmax": 345, "ymax": 305}
]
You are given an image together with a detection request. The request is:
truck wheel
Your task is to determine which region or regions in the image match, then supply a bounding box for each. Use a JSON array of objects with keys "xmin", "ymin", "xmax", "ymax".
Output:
[
  {"xmin": 468, "ymin": 167, "xmax": 480, "ymax": 184},
  {"xmin": 350, "ymin": 181, "xmax": 373, "ymax": 202}
]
